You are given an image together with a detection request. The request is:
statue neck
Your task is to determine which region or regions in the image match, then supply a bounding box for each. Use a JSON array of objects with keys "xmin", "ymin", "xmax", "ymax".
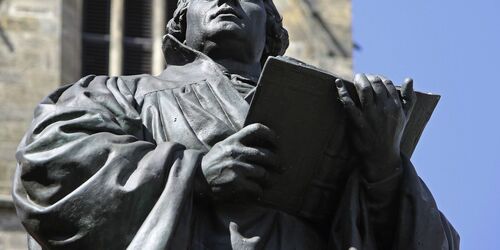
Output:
[
  {"xmin": 212, "ymin": 59, "xmax": 261, "ymax": 84},
  {"xmin": 162, "ymin": 35, "xmax": 262, "ymax": 83}
]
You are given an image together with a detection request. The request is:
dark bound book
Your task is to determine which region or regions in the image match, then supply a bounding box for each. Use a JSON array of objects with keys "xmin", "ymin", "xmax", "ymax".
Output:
[{"xmin": 245, "ymin": 56, "xmax": 440, "ymax": 220}]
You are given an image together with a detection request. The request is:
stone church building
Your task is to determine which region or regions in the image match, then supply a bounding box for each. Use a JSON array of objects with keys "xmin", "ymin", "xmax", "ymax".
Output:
[{"xmin": 0, "ymin": 0, "xmax": 352, "ymax": 248}]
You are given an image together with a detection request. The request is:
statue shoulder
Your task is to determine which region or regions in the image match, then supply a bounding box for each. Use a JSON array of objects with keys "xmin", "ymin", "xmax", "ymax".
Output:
[
  {"xmin": 49, "ymin": 74, "xmax": 183, "ymax": 102},
  {"xmin": 121, "ymin": 72, "xmax": 204, "ymax": 99}
]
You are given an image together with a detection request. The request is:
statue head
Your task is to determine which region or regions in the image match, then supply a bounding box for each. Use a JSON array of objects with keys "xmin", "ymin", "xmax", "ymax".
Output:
[{"xmin": 166, "ymin": 0, "xmax": 289, "ymax": 65}]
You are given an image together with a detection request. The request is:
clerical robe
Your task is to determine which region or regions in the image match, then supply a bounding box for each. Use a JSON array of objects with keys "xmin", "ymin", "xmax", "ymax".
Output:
[{"xmin": 13, "ymin": 35, "xmax": 459, "ymax": 250}]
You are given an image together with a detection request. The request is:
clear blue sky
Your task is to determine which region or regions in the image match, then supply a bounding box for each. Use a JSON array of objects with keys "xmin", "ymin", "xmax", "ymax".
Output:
[{"xmin": 353, "ymin": 0, "xmax": 500, "ymax": 249}]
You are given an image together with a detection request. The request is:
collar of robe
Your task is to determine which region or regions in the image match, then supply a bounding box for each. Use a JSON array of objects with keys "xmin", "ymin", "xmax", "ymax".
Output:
[{"xmin": 159, "ymin": 34, "xmax": 259, "ymax": 84}]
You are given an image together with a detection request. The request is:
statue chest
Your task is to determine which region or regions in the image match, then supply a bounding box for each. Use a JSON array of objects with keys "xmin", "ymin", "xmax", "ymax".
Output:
[{"xmin": 139, "ymin": 78, "xmax": 250, "ymax": 150}]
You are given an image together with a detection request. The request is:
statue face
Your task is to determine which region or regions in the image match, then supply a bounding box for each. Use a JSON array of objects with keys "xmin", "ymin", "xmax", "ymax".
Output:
[{"xmin": 185, "ymin": 0, "xmax": 267, "ymax": 63}]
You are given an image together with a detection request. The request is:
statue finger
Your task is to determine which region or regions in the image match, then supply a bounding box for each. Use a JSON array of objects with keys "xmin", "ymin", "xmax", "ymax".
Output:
[
  {"xmin": 382, "ymin": 79, "xmax": 401, "ymax": 106},
  {"xmin": 401, "ymin": 78, "xmax": 417, "ymax": 117},
  {"xmin": 354, "ymin": 73, "xmax": 375, "ymax": 108},
  {"xmin": 377, "ymin": 74, "xmax": 390, "ymax": 83},
  {"xmin": 237, "ymin": 163, "xmax": 272, "ymax": 187},
  {"xmin": 367, "ymin": 75, "xmax": 390, "ymax": 101},
  {"xmin": 336, "ymin": 79, "xmax": 368, "ymax": 130},
  {"xmin": 239, "ymin": 123, "xmax": 278, "ymax": 148},
  {"xmin": 240, "ymin": 146, "xmax": 281, "ymax": 173}
]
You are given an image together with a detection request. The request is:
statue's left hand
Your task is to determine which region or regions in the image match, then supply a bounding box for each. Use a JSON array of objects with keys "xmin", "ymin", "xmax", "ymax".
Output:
[{"xmin": 335, "ymin": 74, "xmax": 416, "ymax": 182}]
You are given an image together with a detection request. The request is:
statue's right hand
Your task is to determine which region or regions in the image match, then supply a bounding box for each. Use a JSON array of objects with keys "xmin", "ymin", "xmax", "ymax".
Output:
[{"xmin": 201, "ymin": 123, "xmax": 280, "ymax": 201}]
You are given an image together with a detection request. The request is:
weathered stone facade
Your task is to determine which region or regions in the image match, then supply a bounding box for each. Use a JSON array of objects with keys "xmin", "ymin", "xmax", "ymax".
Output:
[
  {"xmin": 0, "ymin": 0, "xmax": 351, "ymax": 249},
  {"xmin": 275, "ymin": 0, "xmax": 352, "ymax": 79},
  {"xmin": 0, "ymin": 0, "xmax": 81, "ymax": 248},
  {"xmin": 0, "ymin": 196, "xmax": 26, "ymax": 249}
]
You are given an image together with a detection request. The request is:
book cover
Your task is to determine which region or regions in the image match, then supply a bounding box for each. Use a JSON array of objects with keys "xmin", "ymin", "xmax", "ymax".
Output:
[{"xmin": 245, "ymin": 56, "xmax": 440, "ymax": 220}]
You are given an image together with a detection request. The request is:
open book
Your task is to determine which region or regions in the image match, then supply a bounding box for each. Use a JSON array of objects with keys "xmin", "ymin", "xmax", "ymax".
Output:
[{"xmin": 245, "ymin": 56, "xmax": 440, "ymax": 220}]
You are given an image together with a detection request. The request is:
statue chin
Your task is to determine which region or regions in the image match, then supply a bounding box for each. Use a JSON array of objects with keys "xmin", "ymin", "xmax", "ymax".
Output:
[{"xmin": 208, "ymin": 22, "xmax": 245, "ymax": 37}]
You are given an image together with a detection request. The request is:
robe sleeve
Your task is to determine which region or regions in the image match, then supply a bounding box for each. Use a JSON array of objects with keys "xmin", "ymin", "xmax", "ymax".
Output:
[
  {"xmin": 328, "ymin": 156, "xmax": 460, "ymax": 250},
  {"xmin": 12, "ymin": 75, "xmax": 203, "ymax": 250}
]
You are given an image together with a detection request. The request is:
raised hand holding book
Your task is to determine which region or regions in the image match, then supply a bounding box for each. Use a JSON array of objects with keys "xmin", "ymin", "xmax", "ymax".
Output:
[{"xmin": 245, "ymin": 56, "xmax": 440, "ymax": 220}]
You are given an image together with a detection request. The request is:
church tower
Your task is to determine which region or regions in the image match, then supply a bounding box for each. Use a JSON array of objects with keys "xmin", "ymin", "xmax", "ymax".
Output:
[{"xmin": 0, "ymin": 0, "xmax": 352, "ymax": 248}]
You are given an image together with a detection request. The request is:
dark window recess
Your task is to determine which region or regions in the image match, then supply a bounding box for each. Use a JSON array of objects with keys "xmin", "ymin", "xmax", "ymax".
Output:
[
  {"xmin": 81, "ymin": 0, "xmax": 177, "ymax": 76},
  {"xmin": 124, "ymin": 0, "xmax": 152, "ymax": 38},
  {"xmin": 82, "ymin": 0, "xmax": 110, "ymax": 34},
  {"xmin": 82, "ymin": 36, "xmax": 110, "ymax": 76},
  {"xmin": 81, "ymin": 0, "xmax": 111, "ymax": 76},
  {"xmin": 123, "ymin": 38, "xmax": 153, "ymax": 75},
  {"xmin": 123, "ymin": 0, "xmax": 153, "ymax": 75}
]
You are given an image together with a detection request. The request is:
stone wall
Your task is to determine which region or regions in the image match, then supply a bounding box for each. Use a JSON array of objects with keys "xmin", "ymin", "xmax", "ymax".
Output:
[
  {"xmin": 0, "ymin": 0, "xmax": 62, "ymax": 196},
  {"xmin": 0, "ymin": 0, "xmax": 81, "ymax": 249},
  {"xmin": 0, "ymin": 1, "xmax": 63, "ymax": 248},
  {"xmin": 0, "ymin": 196, "xmax": 26, "ymax": 250},
  {"xmin": 275, "ymin": 0, "xmax": 352, "ymax": 79}
]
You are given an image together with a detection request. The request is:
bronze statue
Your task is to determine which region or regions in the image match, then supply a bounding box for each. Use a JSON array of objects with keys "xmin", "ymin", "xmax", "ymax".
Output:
[{"xmin": 12, "ymin": 0, "xmax": 459, "ymax": 249}]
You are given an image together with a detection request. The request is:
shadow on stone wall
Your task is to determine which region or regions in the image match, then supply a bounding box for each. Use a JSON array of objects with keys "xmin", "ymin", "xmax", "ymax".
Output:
[{"xmin": 0, "ymin": 196, "xmax": 27, "ymax": 249}]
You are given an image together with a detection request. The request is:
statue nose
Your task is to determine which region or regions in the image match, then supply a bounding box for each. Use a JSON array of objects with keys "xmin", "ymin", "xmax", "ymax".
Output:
[{"xmin": 216, "ymin": 0, "xmax": 238, "ymax": 7}]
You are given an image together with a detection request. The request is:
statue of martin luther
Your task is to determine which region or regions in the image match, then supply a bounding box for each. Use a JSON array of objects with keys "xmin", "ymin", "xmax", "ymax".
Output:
[{"xmin": 13, "ymin": 0, "xmax": 459, "ymax": 249}]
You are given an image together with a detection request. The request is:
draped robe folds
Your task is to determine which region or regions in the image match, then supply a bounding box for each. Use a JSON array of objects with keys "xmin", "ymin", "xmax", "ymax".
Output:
[{"xmin": 13, "ymin": 35, "xmax": 459, "ymax": 250}]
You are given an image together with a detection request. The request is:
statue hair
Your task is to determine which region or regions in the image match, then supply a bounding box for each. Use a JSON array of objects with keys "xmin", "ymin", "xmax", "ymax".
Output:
[{"xmin": 166, "ymin": 0, "xmax": 289, "ymax": 65}]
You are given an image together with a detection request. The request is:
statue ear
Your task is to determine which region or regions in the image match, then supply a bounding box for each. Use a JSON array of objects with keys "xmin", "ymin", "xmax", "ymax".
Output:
[{"xmin": 166, "ymin": 1, "xmax": 189, "ymax": 42}]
